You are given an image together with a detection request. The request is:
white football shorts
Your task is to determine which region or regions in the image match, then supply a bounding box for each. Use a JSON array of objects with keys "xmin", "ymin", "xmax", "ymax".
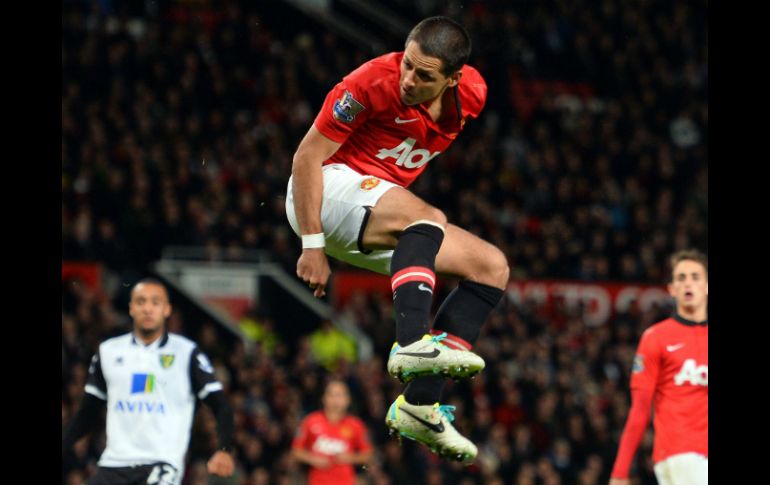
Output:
[
  {"xmin": 286, "ymin": 163, "xmax": 397, "ymax": 275},
  {"xmin": 654, "ymin": 452, "xmax": 708, "ymax": 485}
]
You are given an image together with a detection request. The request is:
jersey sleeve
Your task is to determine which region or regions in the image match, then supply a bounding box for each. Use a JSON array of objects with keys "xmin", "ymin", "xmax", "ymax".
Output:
[
  {"xmin": 630, "ymin": 328, "xmax": 662, "ymax": 391},
  {"xmin": 313, "ymin": 66, "xmax": 375, "ymax": 144},
  {"xmin": 291, "ymin": 416, "xmax": 312, "ymax": 451},
  {"xmin": 84, "ymin": 349, "xmax": 107, "ymax": 400},
  {"xmin": 189, "ymin": 347, "xmax": 224, "ymax": 400},
  {"xmin": 459, "ymin": 66, "xmax": 488, "ymax": 121},
  {"xmin": 610, "ymin": 388, "xmax": 654, "ymax": 478}
]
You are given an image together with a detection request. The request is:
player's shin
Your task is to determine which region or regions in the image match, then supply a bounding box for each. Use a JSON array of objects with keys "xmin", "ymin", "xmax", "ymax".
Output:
[
  {"xmin": 404, "ymin": 280, "xmax": 504, "ymax": 403},
  {"xmin": 390, "ymin": 222, "xmax": 445, "ymax": 346}
]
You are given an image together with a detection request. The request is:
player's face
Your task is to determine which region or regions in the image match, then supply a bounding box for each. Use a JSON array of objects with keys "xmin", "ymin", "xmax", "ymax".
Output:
[
  {"xmin": 129, "ymin": 283, "xmax": 171, "ymax": 335},
  {"xmin": 400, "ymin": 41, "xmax": 461, "ymax": 106},
  {"xmin": 322, "ymin": 381, "xmax": 350, "ymax": 415},
  {"xmin": 668, "ymin": 260, "xmax": 708, "ymax": 312}
]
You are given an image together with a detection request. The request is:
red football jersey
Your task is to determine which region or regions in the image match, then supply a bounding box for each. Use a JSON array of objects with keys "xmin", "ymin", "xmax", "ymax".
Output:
[
  {"xmin": 314, "ymin": 52, "xmax": 487, "ymax": 187},
  {"xmin": 631, "ymin": 315, "xmax": 708, "ymax": 463},
  {"xmin": 291, "ymin": 411, "xmax": 372, "ymax": 485}
]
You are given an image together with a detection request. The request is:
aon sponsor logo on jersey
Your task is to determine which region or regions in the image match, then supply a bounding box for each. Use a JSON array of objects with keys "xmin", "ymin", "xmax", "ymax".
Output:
[
  {"xmin": 674, "ymin": 359, "xmax": 708, "ymax": 386},
  {"xmin": 377, "ymin": 138, "xmax": 440, "ymax": 169},
  {"xmin": 312, "ymin": 436, "xmax": 348, "ymax": 455}
]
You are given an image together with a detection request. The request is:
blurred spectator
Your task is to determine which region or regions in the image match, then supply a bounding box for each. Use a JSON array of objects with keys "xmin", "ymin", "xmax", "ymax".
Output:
[
  {"xmin": 291, "ymin": 379, "xmax": 373, "ymax": 484},
  {"xmin": 310, "ymin": 319, "xmax": 358, "ymax": 373}
]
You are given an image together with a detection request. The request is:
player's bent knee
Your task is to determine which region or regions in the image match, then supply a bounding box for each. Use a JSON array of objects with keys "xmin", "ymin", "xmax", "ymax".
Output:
[
  {"xmin": 405, "ymin": 207, "xmax": 447, "ymax": 231},
  {"xmin": 461, "ymin": 246, "xmax": 509, "ymax": 289},
  {"xmin": 485, "ymin": 248, "xmax": 510, "ymax": 289}
]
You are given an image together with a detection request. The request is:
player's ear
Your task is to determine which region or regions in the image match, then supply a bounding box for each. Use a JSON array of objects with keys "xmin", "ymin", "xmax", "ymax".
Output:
[
  {"xmin": 447, "ymin": 70, "xmax": 462, "ymax": 88},
  {"xmin": 667, "ymin": 282, "xmax": 675, "ymax": 298},
  {"xmin": 164, "ymin": 304, "xmax": 172, "ymax": 319}
]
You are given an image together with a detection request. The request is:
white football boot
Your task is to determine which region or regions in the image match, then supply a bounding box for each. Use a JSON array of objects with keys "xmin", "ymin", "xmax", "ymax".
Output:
[
  {"xmin": 386, "ymin": 394, "xmax": 478, "ymax": 463},
  {"xmin": 387, "ymin": 332, "xmax": 485, "ymax": 383}
]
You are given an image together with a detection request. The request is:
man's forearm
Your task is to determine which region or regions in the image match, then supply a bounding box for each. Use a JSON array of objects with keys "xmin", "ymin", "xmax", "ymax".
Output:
[
  {"xmin": 292, "ymin": 448, "xmax": 320, "ymax": 466},
  {"xmin": 62, "ymin": 393, "xmax": 105, "ymax": 451},
  {"xmin": 338, "ymin": 451, "xmax": 372, "ymax": 465},
  {"xmin": 202, "ymin": 391, "xmax": 234, "ymax": 451},
  {"xmin": 292, "ymin": 152, "xmax": 325, "ymax": 236},
  {"xmin": 611, "ymin": 388, "xmax": 654, "ymax": 478}
]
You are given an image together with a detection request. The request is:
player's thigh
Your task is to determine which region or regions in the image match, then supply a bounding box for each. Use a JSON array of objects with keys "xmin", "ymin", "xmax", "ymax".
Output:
[
  {"xmin": 286, "ymin": 165, "xmax": 396, "ymax": 253},
  {"xmin": 434, "ymin": 224, "xmax": 509, "ymax": 288},
  {"xmin": 362, "ymin": 186, "xmax": 447, "ymax": 249}
]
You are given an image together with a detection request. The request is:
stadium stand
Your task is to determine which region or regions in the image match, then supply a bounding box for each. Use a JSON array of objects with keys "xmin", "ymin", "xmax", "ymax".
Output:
[{"xmin": 62, "ymin": 0, "xmax": 706, "ymax": 483}]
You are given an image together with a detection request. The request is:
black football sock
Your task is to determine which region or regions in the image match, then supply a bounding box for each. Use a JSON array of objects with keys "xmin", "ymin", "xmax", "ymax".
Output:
[
  {"xmin": 404, "ymin": 280, "xmax": 504, "ymax": 405},
  {"xmin": 390, "ymin": 221, "xmax": 445, "ymax": 347}
]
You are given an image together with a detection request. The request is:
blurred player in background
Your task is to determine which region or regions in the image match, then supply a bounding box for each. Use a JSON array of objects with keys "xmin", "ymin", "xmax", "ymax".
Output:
[
  {"xmin": 62, "ymin": 278, "xmax": 235, "ymax": 485},
  {"xmin": 610, "ymin": 250, "xmax": 708, "ymax": 485},
  {"xmin": 286, "ymin": 15, "xmax": 508, "ymax": 463},
  {"xmin": 292, "ymin": 378, "xmax": 373, "ymax": 485}
]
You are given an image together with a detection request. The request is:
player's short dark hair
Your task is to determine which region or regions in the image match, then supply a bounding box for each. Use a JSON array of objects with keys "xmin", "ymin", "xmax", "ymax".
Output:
[
  {"xmin": 405, "ymin": 16, "xmax": 471, "ymax": 76},
  {"xmin": 132, "ymin": 277, "xmax": 170, "ymax": 301},
  {"xmin": 669, "ymin": 249, "xmax": 708, "ymax": 281}
]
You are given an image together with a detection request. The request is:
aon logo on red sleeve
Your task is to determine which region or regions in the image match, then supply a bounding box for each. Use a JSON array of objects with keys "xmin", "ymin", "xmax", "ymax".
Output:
[
  {"xmin": 377, "ymin": 138, "xmax": 440, "ymax": 169},
  {"xmin": 674, "ymin": 359, "xmax": 708, "ymax": 386}
]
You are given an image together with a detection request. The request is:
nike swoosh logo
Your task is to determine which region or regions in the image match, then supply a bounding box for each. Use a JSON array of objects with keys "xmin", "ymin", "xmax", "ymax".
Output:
[
  {"xmin": 401, "ymin": 408, "xmax": 445, "ymax": 433},
  {"xmin": 395, "ymin": 117, "xmax": 419, "ymax": 124},
  {"xmin": 397, "ymin": 349, "xmax": 440, "ymax": 358},
  {"xmin": 418, "ymin": 283, "xmax": 433, "ymax": 294},
  {"xmin": 667, "ymin": 344, "xmax": 685, "ymax": 352}
]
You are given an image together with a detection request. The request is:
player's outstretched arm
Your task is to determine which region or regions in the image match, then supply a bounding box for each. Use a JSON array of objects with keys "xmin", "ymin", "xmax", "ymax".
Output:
[
  {"xmin": 292, "ymin": 125, "xmax": 342, "ymax": 298},
  {"xmin": 201, "ymin": 391, "xmax": 235, "ymax": 477},
  {"xmin": 609, "ymin": 388, "xmax": 654, "ymax": 483}
]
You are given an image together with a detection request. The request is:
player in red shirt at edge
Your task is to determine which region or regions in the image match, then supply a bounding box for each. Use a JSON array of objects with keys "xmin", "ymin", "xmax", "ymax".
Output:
[
  {"xmin": 285, "ymin": 17, "xmax": 509, "ymax": 462},
  {"xmin": 292, "ymin": 379, "xmax": 373, "ymax": 485},
  {"xmin": 610, "ymin": 250, "xmax": 708, "ymax": 485}
]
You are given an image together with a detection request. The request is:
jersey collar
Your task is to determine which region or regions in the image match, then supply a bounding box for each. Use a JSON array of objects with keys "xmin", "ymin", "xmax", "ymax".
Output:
[
  {"xmin": 673, "ymin": 312, "xmax": 708, "ymax": 327},
  {"xmin": 131, "ymin": 331, "xmax": 170, "ymax": 348}
]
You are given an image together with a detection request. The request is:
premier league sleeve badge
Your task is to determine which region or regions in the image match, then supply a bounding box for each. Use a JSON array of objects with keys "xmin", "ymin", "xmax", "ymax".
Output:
[{"xmin": 333, "ymin": 90, "xmax": 366, "ymax": 123}]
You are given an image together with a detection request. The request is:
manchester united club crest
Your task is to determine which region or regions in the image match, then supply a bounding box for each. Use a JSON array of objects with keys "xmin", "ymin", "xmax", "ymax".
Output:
[
  {"xmin": 333, "ymin": 90, "xmax": 365, "ymax": 123},
  {"xmin": 160, "ymin": 354, "xmax": 175, "ymax": 369},
  {"xmin": 360, "ymin": 177, "xmax": 381, "ymax": 191}
]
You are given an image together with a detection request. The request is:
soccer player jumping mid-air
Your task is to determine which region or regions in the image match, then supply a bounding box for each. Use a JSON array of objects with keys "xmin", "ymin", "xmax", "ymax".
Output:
[{"xmin": 286, "ymin": 16, "xmax": 509, "ymax": 463}]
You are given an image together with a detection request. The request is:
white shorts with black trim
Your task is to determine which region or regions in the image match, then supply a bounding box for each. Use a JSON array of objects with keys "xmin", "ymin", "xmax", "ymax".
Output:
[
  {"xmin": 286, "ymin": 163, "xmax": 397, "ymax": 275},
  {"xmin": 654, "ymin": 452, "xmax": 708, "ymax": 485}
]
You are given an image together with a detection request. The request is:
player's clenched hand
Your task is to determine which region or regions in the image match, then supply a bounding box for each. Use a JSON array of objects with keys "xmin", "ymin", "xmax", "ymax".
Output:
[
  {"xmin": 609, "ymin": 479, "xmax": 630, "ymax": 485},
  {"xmin": 297, "ymin": 248, "xmax": 331, "ymax": 298},
  {"xmin": 207, "ymin": 450, "xmax": 235, "ymax": 477}
]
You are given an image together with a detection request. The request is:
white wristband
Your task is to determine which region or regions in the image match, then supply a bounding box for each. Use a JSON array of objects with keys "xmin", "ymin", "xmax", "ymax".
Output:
[{"xmin": 302, "ymin": 233, "xmax": 325, "ymax": 249}]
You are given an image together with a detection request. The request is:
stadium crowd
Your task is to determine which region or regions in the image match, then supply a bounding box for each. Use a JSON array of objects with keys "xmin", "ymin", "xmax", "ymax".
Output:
[
  {"xmin": 62, "ymin": 0, "xmax": 706, "ymax": 483},
  {"xmin": 63, "ymin": 273, "xmax": 672, "ymax": 484}
]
